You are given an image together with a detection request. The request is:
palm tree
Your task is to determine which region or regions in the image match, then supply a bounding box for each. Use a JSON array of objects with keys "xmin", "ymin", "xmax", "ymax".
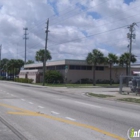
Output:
[
  {"xmin": 0, "ymin": 58, "xmax": 9, "ymax": 75},
  {"xmin": 35, "ymin": 49, "xmax": 52, "ymax": 63},
  {"xmin": 86, "ymin": 49, "xmax": 104, "ymax": 86},
  {"xmin": 105, "ymin": 53, "xmax": 118, "ymax": 85},
  {"xmin": 7, "ymin": 59, "xmax": 17, "ymax": 77},
  {"xmin": 16, "ymin": 59, "xmax": 24, "ymax": 74},
  {"xmin": 119, "ymin": 53, "xmax": 137, "ymax": 75}
]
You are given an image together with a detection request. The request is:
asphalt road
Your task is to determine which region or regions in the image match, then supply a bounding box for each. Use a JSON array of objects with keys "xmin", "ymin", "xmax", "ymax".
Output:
[{"xmin": 0, "ymin": 81, "xmax": 140, "ymax": 140}]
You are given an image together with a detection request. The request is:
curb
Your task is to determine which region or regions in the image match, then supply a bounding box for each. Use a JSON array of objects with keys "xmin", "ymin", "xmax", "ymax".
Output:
[{"xmin": 85, "ymin": 92, "xmax": 140, "ymax": 105}]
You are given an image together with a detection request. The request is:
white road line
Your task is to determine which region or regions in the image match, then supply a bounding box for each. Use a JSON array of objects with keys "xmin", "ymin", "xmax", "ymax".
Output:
[
  {"xmin": 75, "ymin": 101, "xmax": 102, "ymax": 108},
  {"xmin": 29, "ymin": 102, "xmax": 33, "ymax": 105},
  {"xmin": 21, "ymin": 99, "xmax": 25, "ymax": 101},
  {"xmin": 38, "ymin": 106, "xmax": 44, "ymax": 109},
  {"xmin": 51, "ymin": 111, "xmax": 59, "ymax": 115},
  {"xmin": 65, "ymin": 117, "xmax": 76, "ymax": 121}
]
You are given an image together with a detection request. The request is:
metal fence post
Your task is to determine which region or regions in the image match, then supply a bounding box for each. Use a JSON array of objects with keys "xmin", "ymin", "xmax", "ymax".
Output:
[{"xmin": 119, "ymin": 75, "xmax": 123, "ymax": 94}]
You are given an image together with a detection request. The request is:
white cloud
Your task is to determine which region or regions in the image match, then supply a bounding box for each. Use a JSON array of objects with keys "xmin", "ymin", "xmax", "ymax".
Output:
[{"xmin": 0, "ymin": 0, "xmax": 139, "ymax": 63}]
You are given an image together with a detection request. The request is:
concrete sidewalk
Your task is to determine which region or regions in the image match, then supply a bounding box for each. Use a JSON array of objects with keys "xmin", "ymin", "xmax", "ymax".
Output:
[
  {"xmin": 47, "ymin": 86, "xmax": 140, "ymax": 100},
  {"xmin": 1, "ymin": 81, "xmax": 140, "ymax": 100}
]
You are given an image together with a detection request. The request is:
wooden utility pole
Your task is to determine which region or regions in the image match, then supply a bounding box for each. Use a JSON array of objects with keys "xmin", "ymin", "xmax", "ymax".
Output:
[
  {"xmin": 42, "ymin": 19, "xmax": 49, "ymax": 86},
  {"xmin": 23, "ymin": 27, "xmax": 28, "ymax": 63}
]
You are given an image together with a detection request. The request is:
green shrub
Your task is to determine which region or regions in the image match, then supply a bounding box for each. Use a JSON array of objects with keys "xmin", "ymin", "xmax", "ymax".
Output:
[
  {"xmin": 14, "ymin": 78, "xmax": 33, "ymax": 83},
  {"xmin": 75, "ymin": 78, "xmax": 93, "ymax": 84},
  {"xmin": 0, "ymin": 76, "xmax": 6, "ymax": 80},
  {"xmin": 45, "ymin": 70, "xmax": 63, "ymax": 83}
]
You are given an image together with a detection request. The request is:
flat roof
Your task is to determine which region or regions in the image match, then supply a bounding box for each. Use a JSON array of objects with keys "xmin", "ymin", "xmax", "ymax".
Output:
[
  {"xmin": 24, "ymin": 59, "xmax": 140, "ymax": 69},
  {"xmin": 24, "ymin": 59, "xmax": 95, "ymax": 68}
]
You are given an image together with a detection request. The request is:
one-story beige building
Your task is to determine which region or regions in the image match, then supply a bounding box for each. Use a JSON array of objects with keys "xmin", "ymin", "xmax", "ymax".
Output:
[{"xmin": 19, "ymin": 59, "xmax": 140, "ymax": 83}]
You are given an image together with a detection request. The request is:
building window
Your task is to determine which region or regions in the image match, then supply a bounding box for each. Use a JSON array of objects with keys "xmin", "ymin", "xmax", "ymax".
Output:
[
  {"xmin": 69, "ymin": 65, "xmax": 92, "ymax": 70},
  {"xmin": 87, "ymin": 66, "xmax": 92, "ymax": 70},
  {"xmin": 75, "ymin": 66, "xmax": 80, "ymax": 70},
  {"xmin": 56, "ymin": 65, "xmax": 65, "ymax": 70},
  {"xmin": 69, "ymin": 65, "xmax": 75, "ymax": 70},
  {"xmin": 47, "ymin": 66, "xmax": 55, "ymax": 70},
  {"xmin": 81, "ymin": 66, "xmax": 87, "ymax": 70},
  {"xmin": 96, "ymin": 66, "xmax": 104, "ymax": 71}
]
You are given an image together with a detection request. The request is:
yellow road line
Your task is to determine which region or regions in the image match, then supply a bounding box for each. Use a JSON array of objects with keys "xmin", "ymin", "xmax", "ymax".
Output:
[{"xmin": 0, "ymin": 103, "xmax": 126, "ymax": 140}]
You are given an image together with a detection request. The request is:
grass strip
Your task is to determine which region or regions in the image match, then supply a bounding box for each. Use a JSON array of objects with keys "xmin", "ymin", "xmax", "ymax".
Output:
[
  {"xmin": 118, "ymin": 98, "xmax": 140, "ymax": 104},
  {"xmin": 88, "ymin": 93, "xmax": 115, "ymax": 98},
  {"xmin": 34, "ymin": 83, "xmax": 119, "ymax": 87}
]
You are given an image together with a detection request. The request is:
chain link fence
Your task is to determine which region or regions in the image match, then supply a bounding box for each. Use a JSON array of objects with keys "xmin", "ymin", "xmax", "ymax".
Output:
[{"xmin": 119, "ymin": 75, "xmax": 140, "ymax": 95}]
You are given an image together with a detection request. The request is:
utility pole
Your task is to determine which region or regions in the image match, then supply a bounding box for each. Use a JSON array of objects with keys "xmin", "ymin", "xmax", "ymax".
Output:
[
  {"xmin": 127, "ymin": 23, "xmax": 137, "ymax": 76},
  {"xmin": 23, "ymin": 27, "xmax": 28, "ymax": 63},
  {"xmin": 42, "ymin": 19, "xmax": 49, "ymax": 86},
  {"xmin": 0, "ymin": 45, "xmax": 2, "ymax": 76}
]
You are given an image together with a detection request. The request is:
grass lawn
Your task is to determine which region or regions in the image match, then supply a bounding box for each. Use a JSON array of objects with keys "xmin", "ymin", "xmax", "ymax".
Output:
[
  {"xmin": 118, "ymin": 98, "xmax": 140, "ymax": 104},
  {"xmin": 35, "ymin": 83, "xmax": 119, "ymax": 87},
  {"xmin": 88, "ymin": 93, "xmax": 115, "ymax": 98}
]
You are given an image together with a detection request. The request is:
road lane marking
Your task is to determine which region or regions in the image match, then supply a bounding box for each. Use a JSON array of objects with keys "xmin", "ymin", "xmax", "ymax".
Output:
[
  {"xmin": 38, "ymin": 106, "xmax": 44, "ymax": 109},
  {"xmin": 29, "ymin": 102, "xmax": 33, "ymax": 105},
  {"xmin": 0, "ymin": 103, "xmax": 125, "ymax": 140},
  {"xmin": 51, "ymin": 111, "xmax": 59, "ymax": 115},
  {"xmin": 75, "ymin": 101, "xmax": 102, "ymax": 108},
  {"xmin": 21, "ymin": 99, "xmax": 25, "ymax": 101},
  {"xmin": 66, "ymin": 117, "xmax": 75, "ymax": 121}
]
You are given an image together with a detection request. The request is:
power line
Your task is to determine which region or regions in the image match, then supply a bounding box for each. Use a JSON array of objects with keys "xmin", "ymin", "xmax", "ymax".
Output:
[
  {"xmin": 47, "ymin": 22, "xmax": 140, "ymax": 48},
  {"xmin": 18, "ymin": 21, "xmax": 140, "ymax": 56},
  {"xmin": 24, "ymin": 12, "xmax": 140, "ymax": 53},
  {"xmin": 49, "ymin": 12, "xmax": 140, "ymax": 44}
]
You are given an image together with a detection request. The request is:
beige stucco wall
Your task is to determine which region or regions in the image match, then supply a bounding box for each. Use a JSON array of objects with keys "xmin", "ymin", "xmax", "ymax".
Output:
[
  {"xmin": 19, "ymin": 75, "xmax": 25, "ymax": 79},
  {"xmin": 19, "ymin": 66, "xmax": 140, "ymax": 83},
  {"xmin": 27, "ymin": 75, "xmax": 36, "ymax": 83},
  {"xmin": 59, "ymin": 67, "xmax": 140, "ymax": 83}
]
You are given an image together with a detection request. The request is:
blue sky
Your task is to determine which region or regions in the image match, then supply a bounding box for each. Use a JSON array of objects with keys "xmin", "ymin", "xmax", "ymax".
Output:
[{"xmin": 124, "ymin": 0, "xmax": 135, "ymax": 4}]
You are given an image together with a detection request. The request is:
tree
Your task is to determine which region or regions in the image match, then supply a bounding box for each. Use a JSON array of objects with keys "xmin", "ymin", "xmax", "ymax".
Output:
[
  {"xmin": 119, "ymin": 53, "xmax": 137, "ymax": 75},
  {"xmin": 86, "ymin": 49, "xmax": 104, "ymax": 86},
  {"xmin": 0, "ymin": 58, "xmax": 9, "ymax": 75},
  {"xmin": 105, "ymin": 53, "xmax": 118, "ymax": 85},
  {"xmin": 16, "ymin": 59, "xmax": 24, "ymax": 73},
  {"xmin": 45, "ymin": 70, "xmax": 63, "ymax": 83},
  {"xmin": 6, "ymin": 59, "xmax": 24, "ymax": 78},
  {"xmin": 7, "ymin": 59, "xmax": 17, "ymax": 76},
  {"xmin": 25, "ymin": 60, "xmax": 34, "ymax": 64},
  {"xmin": 35, "ymin": 49, "xmax": 52, "ymax": 63}
]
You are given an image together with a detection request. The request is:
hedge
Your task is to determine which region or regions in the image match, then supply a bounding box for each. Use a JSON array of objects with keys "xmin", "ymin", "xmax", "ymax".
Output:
[{"xmin": 14, "ymin": 78, "xmax": 33, "ymax": 83}]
